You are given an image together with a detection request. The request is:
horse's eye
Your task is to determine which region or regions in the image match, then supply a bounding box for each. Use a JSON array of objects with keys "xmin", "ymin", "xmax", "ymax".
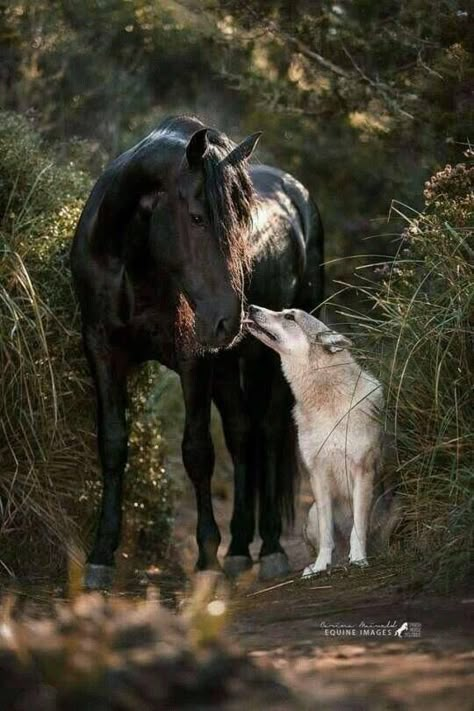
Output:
[
  {"xmin": 190, "ymin": 213, "xmax": 204, "ymax": 226},
  {"xmin": 284, "ymin": 312, "xmax": 295, "ymax": 321}
]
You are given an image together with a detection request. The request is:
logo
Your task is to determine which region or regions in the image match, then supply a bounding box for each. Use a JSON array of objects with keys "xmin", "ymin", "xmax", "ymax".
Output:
[
  {"xmin": 319, "ymin": 620, "xmax": 422, "ymax": 638},
  {"xmin": 395, "ymin": 622, "xmax": 408, "ymax": 638},
  {"xmin": 394, "ymin": 622, "xmax": 422, "ymax": 639}
]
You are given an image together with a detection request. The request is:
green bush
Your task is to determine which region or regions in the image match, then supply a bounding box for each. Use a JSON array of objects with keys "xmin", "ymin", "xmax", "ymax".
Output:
[
  {"xmin": 353, "ymin": 157, "xmax": 473, "ymax": 589},
  {"xmin": 0, "ymin": 112, "xmax": 172, "ymax": 577}
]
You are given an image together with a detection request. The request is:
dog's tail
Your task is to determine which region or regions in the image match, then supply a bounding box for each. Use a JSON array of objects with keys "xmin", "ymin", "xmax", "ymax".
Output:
[
  {"xmin": 370, "ymin": 488, "xmax": 401, "ymax": 551},
  {"xmin": 370, "ymin": 437, "xmax": 401, "ymax": 550}
]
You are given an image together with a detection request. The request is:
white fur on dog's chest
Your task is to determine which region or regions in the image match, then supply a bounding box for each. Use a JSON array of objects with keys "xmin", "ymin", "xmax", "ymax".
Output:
[
  {"xmin": 294, "ymin": 406, "xmax": 360, "ymax": 498},
  {"xmin": 293, "ymin": 391, "xmax": 379, "ymax": 471},
  {"xmin": 294, "ymin": 405, "xmax": 345, "ymax": 460}
]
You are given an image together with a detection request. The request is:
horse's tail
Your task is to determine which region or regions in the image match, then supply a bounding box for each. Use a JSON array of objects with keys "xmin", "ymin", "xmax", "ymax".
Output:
[
  {"xmin": 274, "ymin": 379, "xmax": 299, "ymax": 529},
  {"xmin": 267, "ymin": 190, "xmax": 324, "ymax": 529},
  {"xmin": 251, "ymin": 357, "xmax": 299, "ymax": 534},
  {"xmin": 296, "ymin": 198, "xmax": 325, "ymax": 315},
  {"xmin": 281, "ymin": 173, "xmax": 325, "ymax": 315}
]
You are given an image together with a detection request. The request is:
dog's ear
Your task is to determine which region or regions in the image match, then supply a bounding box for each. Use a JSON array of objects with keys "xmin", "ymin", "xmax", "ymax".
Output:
[{"xmin": 319, "ymin": 331, "xmax": 353, "ymax": 353}]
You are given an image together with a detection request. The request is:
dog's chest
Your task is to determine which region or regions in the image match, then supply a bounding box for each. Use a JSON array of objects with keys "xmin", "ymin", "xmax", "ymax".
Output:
[
  {"xmin": 293, "ymin": 401, "xmax": 360, "ymax": 469},
  {"xmin": 294, "ymin": 405, "xmax": 336, "ymax": 451}
]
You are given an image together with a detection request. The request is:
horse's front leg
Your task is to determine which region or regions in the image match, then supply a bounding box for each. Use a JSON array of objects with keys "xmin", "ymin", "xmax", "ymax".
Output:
[
  {"xmin": 252, "ymin": 354, "xmax": 292, "ymax": 580},
  {"xmin": 83, "ymin": 327, "xmax": 129, "ymax": 588},
  {"xmin": 212, "ymin": 353, "xmax": 254, "ymax": 578},
  {"xmin": 180, "ymin": 358, "xmax": 221, "ymax": 571}
]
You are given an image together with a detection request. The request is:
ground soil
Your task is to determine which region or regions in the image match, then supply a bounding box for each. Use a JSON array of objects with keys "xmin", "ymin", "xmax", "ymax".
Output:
[
  {"xmin": 1, "ymin": 430, "xmax": 472, "ymax": 709},
  {"xmin": 169, "ymin": 471, "xmax": 474, "ymax": 710}
]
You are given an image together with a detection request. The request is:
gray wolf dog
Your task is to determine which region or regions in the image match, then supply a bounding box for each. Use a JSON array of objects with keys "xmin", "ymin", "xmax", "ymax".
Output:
[{"xmin": 246, "ymin": 305, "xmax": 391, "ymax": 577}]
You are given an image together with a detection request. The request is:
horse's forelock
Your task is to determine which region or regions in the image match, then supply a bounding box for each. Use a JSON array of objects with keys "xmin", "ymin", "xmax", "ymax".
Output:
[{"xmin": 202, "ymin": 132, "xmax": 254, "ymax": 294}]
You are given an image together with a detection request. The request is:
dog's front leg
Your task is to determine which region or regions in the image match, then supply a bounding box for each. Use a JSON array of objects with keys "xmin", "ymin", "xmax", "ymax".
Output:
[
  {"xmin": 349, "ymin": 471, "xmax": 372, "ymax": 566},
  {"xmin": 303, "ymin": 471, "xmax": 334, "ymax": 577}
]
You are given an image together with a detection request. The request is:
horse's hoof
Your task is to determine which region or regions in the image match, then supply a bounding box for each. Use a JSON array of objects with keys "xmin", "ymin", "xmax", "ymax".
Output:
[
  {"xmin": 259, "ymin": 552, "xmax": 290, "ymax": 581},
  {"xmin": 223, "ymin": 555, "xmax": 253, "ymax": 579},
  {"xmin": 194, "ymin": 568, "xmax": 224, "ymax": 583},
  {"xmin": 84, "ymin": 564, "xmax": 115, "ymax": 590},
  {"xmin": 191, "ymin": 569, "xmax": 228, "ymax": 601}
]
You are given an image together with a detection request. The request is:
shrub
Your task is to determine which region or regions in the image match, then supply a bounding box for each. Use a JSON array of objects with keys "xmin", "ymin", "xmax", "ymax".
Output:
[
  {"xmin": 0, "ymin": 112, "xmax": 172, "ymax": 578},
  {"xmin": 352, "ymin": 157, "xmax": 473, "ymax": 589}
]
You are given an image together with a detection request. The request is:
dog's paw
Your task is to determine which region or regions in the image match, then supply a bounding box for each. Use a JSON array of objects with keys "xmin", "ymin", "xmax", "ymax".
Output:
[
  {"xmin": 350, "ymin": 557, "xmax": 369, "ymax": 568},
  {"xmin": 302, "ymin": 561, "xmax": 329, "ymax": 578}
]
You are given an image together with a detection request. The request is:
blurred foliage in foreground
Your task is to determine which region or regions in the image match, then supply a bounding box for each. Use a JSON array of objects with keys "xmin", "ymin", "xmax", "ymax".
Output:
[
  {"xmin": 351, "ymin": 157, "xmax": 473, "ymax": 588},
  {"xmin": 0, "ymin": 112, "xmax": 172, "ymax": 578},
  {"xmin": 0, "ymin": 590, "xmax": 297, "ymax": 710}
]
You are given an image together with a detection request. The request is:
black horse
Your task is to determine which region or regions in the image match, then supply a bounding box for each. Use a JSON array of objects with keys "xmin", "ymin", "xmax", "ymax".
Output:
[{"xmin": 71, "ymin": 115, "xmax": 324, "ymax": 588}]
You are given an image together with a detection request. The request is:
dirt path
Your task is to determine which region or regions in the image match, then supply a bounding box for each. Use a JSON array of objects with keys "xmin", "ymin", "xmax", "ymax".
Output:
[
  {"xmin": 170, "ymin": 471, "xmax": 474, "ymax": 709},
  {"xmin": 1, "ymin": 378, "xmax": 471, "ymax": 708},
  {"xmin": 1, "ymin": 425, "xmax": 471, "ymax": 709},
  {"xmin": 231, "ymin": 574, "xmax": 473, "ymax": 709}
]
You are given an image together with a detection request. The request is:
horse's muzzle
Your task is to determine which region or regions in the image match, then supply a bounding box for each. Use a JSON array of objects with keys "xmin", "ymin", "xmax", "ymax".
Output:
[{"xmin": 195, "ymin": 306, "xmax": 242, "ymax": 348}]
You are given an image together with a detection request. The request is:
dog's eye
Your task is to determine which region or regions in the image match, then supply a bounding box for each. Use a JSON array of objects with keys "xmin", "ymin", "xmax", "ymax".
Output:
[
  {"xmin": 284, "ymin": 312, "xmax": 295, "ymax": 321},
  {"xmin": 190, "ymin": 214, "xmax": 204, "ymax": 226}
]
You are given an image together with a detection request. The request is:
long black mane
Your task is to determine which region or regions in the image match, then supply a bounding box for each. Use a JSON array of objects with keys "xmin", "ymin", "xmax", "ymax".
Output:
[
  {"xmin": 148, "ymin": 116, "xmax": 255, "ymax": 290},
  {"xmin": 201, "ymin": 128, "xmax": 255, "ymax": 285}
]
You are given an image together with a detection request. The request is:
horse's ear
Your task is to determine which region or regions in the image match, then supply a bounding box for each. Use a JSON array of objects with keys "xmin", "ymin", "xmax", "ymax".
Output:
[
  {"xmin": 224, "ymin": 132, "xmax": 262, "ymax": 167},
  {"xmin": 186, "ymin": 128, "xmax": 209, "ymax": 168}
]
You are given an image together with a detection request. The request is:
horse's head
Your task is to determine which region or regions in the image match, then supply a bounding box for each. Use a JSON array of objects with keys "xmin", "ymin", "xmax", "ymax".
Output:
[{"xmin": 146, "ymin": 125, "xmax": 260, "ymax": 350}]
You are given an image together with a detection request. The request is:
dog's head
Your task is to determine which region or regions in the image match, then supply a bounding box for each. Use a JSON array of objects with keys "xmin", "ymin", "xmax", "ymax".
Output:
[{"xmin": 245, "ymin": 305, "xmax": 352, "ymax": 359}]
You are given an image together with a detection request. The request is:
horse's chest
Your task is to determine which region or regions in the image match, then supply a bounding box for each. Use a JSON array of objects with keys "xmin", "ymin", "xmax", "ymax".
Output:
[{"xmin": 127, "ymin": 304, "xmax": 178, "ymax": 369}]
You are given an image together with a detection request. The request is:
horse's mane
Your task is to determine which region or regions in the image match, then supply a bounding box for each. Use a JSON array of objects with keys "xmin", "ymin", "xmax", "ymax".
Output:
[
  {"xmin": 152, "ymin": 117, "xmax": 255, "ymax": 292},
  {"xmin": 156, "ymin": 117, "xmax": 256, "ymax": 354},
  {"xmin": 202, "ymin": 129, "xmax": 255, "ymax": 293}
]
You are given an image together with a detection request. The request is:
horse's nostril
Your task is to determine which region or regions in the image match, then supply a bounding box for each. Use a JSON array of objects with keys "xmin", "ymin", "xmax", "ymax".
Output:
[{"xmin": 215, "ymin": 317, "xmax": 229, "ymax": 340}]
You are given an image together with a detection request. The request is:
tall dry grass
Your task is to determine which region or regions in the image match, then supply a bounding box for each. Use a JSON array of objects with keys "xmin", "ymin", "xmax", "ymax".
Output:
[
  {"xmin": 0, "ymin": 112, "xmax": 172, "ymax": 578},
  {"xmin": 346, "ymin": 158, "xmax": 473, "ymax": 588}
]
